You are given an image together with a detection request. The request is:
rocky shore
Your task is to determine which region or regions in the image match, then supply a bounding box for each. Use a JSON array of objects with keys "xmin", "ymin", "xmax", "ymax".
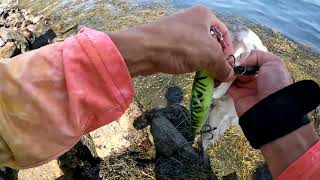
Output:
[{"xmin": 0, "ymin": 0, "xmax": 56, "ymax": 59}]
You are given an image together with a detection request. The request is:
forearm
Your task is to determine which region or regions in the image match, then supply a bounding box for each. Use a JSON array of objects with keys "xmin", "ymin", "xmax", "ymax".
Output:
[
  {"xmin": 239, "ymin": 80, "xmax": 320, "ymax": 179},
  {"xmin": 0, "ymin": 28, "xmax": 134, "ymax": 169},
  {"xmin": 261, "ymin": 123, "xmax": 319, "ymax": 177}
]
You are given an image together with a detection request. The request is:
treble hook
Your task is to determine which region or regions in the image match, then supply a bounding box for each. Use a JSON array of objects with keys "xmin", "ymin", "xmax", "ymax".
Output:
[{"xmin": 200, "ymin": 124, "xmax": 217, "ymax": 140}]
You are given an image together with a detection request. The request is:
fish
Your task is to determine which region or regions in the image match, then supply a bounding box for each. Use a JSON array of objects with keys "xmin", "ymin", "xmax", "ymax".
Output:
[{"xmin": 190, "ymin": 23, "xmax": 268, "ymax": 150}]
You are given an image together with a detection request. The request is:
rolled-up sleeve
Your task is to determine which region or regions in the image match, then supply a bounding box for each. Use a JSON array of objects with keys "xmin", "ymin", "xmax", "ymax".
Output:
[
  {"xmin": 277, "ymin": 140, "xmax": 320, "ymax": 180},
  {"xmin": 0, "ymin": 28, "xmax": 134, "ymax": 169}
]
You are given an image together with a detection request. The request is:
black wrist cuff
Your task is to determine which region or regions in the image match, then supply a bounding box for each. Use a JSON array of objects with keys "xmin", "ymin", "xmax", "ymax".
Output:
[{"xmin": 239, "ymin": 80, "xmax": 320, "ymax": 149}]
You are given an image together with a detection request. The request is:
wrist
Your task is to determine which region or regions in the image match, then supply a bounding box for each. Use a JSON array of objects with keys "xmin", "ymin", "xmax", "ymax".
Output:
[
  {"xmin": 109, "ymin": 28, "xmax": 154, "ymax": 76},
  {"xmin": 261, "ymin": 124, "xmax": 319, "ymax": 177}
]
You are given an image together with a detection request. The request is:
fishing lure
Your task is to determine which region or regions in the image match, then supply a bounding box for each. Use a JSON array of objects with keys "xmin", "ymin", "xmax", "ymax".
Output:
[
  {"xmin": 190, "ymin": 70, "xmax": 214, "ymax": 133},
  {"xmin": 190, "ymin": 26, "xmax": 222, "ymax": 134}
]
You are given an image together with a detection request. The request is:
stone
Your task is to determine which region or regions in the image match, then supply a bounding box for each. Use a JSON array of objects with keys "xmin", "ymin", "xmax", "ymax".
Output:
[
  {"xmin": 0, "ymin": 9, "xmax": 4, "ymax": 16},
  {"xmin": 0, "ymin": 41, "xmax": 17, "ymax": 58},
  {"xmin": 30, "ymin": 29, "xmax": 56, "ymax": 50},
  {"xmin": 0, "ymin": 37, "xmax": 5, "ymax": 47},
  {"xmin": 30, "ymin": 16, "xmax": 41, "ymax": 24},
  {"xmin": 18, "ymin": 160, "xmax": 63, "ymax": 180},
  {"xmin": 21, "ymin": 20, "xmax": 26, "ymax": 28},
  {"xmin": 1, "ymin": 10, "xmax": 9, "ymax": 19},
  {"xmin": 21, "ymin": 9, "xmax": 31, "ymax": 16},
  {"xmin": 26, "ymin": 24, "xmax": 37, "ymax": 33},
  {"xmin": 20, "ymin": 29, "xmax": 32, "ymax": 38},
  {"xmin": 90, "ymin": 103, "xmax": 142, "ymax": 158},
  {"xmin": 13, "ymin": 20, "xmax": 22, "ymax": 27},
  {"xmin": 0, "ymin": 18, "xmax": 5, "ymax": 27},
  {"xmin": 151, "ymin": 116, "xmax": 199, "ymax": 162},
  {"xmin": 0, "ymin": 27, "xmax": 27, "ymax": 43}
]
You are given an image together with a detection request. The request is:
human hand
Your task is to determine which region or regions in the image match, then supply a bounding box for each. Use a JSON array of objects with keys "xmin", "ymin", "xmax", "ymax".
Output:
[
  {"xmin": 228, "ymin": 50, "xmax": 293, "ymax": 116},
  {"xmin": 109, "ymin": 6, "xmax": 234, "ymax": 81}
]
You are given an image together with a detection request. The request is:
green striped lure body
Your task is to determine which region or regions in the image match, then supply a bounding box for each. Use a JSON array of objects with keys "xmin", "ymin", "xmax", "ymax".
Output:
[{"xmin": 190, "ymin": 70, "xmax": 214, "ymax": 133}]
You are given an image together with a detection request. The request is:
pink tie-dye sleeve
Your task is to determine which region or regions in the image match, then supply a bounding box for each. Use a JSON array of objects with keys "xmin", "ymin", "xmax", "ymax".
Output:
[{"xmin": 0, "ymin": 28, "xmax": 134, "ymax": 169}]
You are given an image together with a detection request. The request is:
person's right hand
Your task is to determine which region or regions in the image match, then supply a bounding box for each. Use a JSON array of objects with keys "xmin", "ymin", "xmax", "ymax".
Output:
[
  {"xmin": 109, "ymin": 5, "xmax": 234, "ymax": 81},
  {"xmin": 228, "ymin": 50, "xmax": 293, "ymax": 116}
]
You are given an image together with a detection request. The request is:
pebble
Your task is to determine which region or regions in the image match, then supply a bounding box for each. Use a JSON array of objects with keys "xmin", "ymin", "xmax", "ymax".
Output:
[
  {"xmin": 0, "ymin": 37, "xmax": 5, "ymax": 47},
  {"xmin": 19, "ymin": 29, "xmax": 31, "ymax": 38},
  {"xmin": 30, "ymin": 16, "xmax": 41, "ymax": 24},
  {"xmin": 0, "ymin": 42, "xmax": 16, "ymax": 58},
  {"xmin": 0, "ymin": 9, "xmax": 4, "ymax": 16},
  {"xmin": 26, "ymin": 24, "xmax": 37, "ymax": 33}
]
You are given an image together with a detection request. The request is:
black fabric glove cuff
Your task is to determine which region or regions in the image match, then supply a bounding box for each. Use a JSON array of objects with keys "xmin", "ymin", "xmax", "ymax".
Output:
[{"xmin": 239, "ymin": 80, "xmax": 320, "ymax": 149}]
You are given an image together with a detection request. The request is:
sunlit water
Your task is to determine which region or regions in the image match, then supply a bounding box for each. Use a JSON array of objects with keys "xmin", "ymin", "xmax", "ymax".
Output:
[
  {"xmin": 20, "ymin": 0, "xmax": 320, "ymax": 50},
  {"xmin": 137, "ymin": 0, "xmax": 320, "ymax": 50}
]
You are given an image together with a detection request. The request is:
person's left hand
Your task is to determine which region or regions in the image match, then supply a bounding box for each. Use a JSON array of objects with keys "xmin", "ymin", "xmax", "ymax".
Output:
[{"xmin": 110, "ymin": 5, "xmax": 234, "ymax": 81}]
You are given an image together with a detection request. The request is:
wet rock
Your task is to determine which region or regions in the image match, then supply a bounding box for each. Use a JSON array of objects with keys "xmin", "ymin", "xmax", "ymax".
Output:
[
  {"xmin": 57, "ymin": 135, "xmax": 102, "ymax": 180},
  {"xmin": 251, "ymin": 163, "xmax": 273, "ymax": 180},
  {"xmin": 0, "ymin": 167, "xmax": 18, "ymax": 180},
  {"xmin": 0, "ymin": 41, "xmax": 17, "ymax": 58},
  {"xmin": 30, "ymin": 28, "xmax": 56, "ymax": 50},
  {"xmin": 151, "ymin": 116, "xmax": 199, "ymax": 162},
  {"xmin": 222, "ymin": 172, "xmax": 238, "ymax": 180}
]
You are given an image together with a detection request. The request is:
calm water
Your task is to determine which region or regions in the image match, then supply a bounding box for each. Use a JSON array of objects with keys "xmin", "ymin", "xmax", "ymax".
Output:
[
  {"xmin": 138, "ymin": 0, "xmax": 320, "ymax": 50},
  {"xmin": 20, "ymin": 0, "xmax": 320, "ymax": 50}
]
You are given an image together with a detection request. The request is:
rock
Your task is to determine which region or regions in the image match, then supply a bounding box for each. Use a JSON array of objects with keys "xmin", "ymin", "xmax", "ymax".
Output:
[
  {"xmin": 251, "ymin": 163, "xmax": 272, "ymax": 180},
  {"xmin": 151, "ymin": 116, "xmax": 200, "ymax": 161},
  {"xmin": 0, "ymin": 9, "xmax": 4, "ymax": 16},
  {"xmin": 57, "ymin": 136, "xmax": 102, "ymax": 180},
  {"xmin": 18, "ymin": 160, "xmax": 63, "ymax": 180},
  {"xmin": 26, "ymin": 24, "xmax": 37, "ymax": 33},
  {"xmin": 13, "ymin": 20, "xmax": 21, "ymax": 28},
  {"xmin": 0, "ymin": 37, "xmax": 5, "ymax": 47},
  {"xmin": 20, "ymin": 29, "xmax": 32, "ymax": 38},
  {"xmin": 222, "ymin": 172, "xmax": 238, "ymax": 180},
  {"xmin": 30, "ymin": 16, "xmax": 41, "ymax": 24},
  {"xmin": 0, "ymin": 41, "xmax": 17, "ymax": 58},
  {"xmin": 0, "ymin": 167, "xmax": 18, "ymax": 180},
  {"xmin": 0, "ymin": 27, "xmax": 28, "ymax": 45},
  {"xmin": 90, "ymin": 103, "xmax": 142, "ymax": 158},
  {"xmin": 1, "ymin": 10, "xmax": 9, "ymax": 19},
  {"xmin": 0, "ymin": 18, "xmax": 5, "ymax": 27},
  {"xmin": 30, "ymin": 29, "xmax": 56, "ymax": 50},
  {"xmin": 21, "ymin": 9, "xmax": 31, "ymax": 16}
]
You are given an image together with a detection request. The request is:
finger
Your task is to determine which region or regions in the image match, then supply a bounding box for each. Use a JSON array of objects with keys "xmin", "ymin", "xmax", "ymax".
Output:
[
  {"xmin": 237, "ymin": 75, "xmax": 256, "ymax": 83},
  {"xmin": 209, "ymin": 57, "xmax": 235, "ymax": 82},
  {"xmin": 211, "ymin": 18, "xmax": 234, "ymax": 55}
]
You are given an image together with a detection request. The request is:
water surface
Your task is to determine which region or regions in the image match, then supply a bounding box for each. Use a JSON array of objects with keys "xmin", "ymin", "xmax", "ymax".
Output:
[{"xmin": 20, "ymin": 0, "xmax": 320, "ymax": 50}]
